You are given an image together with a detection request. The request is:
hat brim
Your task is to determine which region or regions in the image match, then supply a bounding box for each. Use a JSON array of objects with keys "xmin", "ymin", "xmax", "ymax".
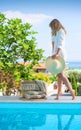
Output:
[{"xmin": 45, "ymin": 56, "xmax": 65, "ymax": 74}]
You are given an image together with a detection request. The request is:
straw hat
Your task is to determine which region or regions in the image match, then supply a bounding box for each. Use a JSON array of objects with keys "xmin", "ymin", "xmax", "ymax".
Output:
[{"xmin": 45, "ymin": 56, "xmax": 65, "ymax": 74}]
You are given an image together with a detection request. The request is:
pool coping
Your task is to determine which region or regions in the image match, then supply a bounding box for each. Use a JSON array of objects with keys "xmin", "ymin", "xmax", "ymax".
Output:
[{"xmin": 0, "ymin": 95, "xmax": 81, "ymax": 103}]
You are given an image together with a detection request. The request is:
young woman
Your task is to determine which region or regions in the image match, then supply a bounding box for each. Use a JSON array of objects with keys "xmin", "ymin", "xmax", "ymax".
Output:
[{"xmin": 49, "ymin": 19, "xmax": 75, "ymax": 100}]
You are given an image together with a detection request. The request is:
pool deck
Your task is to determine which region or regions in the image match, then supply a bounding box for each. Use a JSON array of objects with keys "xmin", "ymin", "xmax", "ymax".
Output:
[{"xmin": 0, "ymin": 93, "xmax": 81, "ymax": 103}]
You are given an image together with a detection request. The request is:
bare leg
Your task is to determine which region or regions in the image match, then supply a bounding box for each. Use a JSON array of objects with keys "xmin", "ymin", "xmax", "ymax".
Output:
[
  {"xmin": 55, "ymin": 76, "xmax": 63, "ymax": 100},
  {"xmin": 58, "ymin": 72, "xmax": 75, "ymax": 100}
]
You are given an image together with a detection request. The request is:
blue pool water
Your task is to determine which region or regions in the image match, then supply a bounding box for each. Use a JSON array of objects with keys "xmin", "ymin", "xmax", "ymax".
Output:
[{"xmin": 0, "ymin": 103, "xmax": 81, "ymax": 130}]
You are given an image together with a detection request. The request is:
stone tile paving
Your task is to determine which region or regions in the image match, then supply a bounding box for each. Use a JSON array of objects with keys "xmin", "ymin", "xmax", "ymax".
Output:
[{"xmin": 0, "ymin": 94, "xmax": 81, "ymax": 103}]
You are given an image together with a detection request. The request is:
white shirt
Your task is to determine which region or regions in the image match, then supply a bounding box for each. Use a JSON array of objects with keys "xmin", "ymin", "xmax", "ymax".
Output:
[{"xmin": 52, "ymin": 28, "xmax": 66, "ymax": 60}]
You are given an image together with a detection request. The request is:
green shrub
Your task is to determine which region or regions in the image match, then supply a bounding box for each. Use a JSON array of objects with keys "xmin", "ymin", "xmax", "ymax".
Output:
[
  {"xmin": 77, "ymin": 83, "xmax": 81, "ymax": 96},
  {"xmin": 49, "ymin": 74, "xmax": 57, "ymax": 83},
  {"xmin": 68, "ymin": 73, "xmax": 77, "ymax": 95},
  {"xmin": 66, "ymin": 69, "xmax": 81, "ymax": 83},
  {"xmin": 29, "ymin": 72, "xmax": 52, "ymax": 84}
]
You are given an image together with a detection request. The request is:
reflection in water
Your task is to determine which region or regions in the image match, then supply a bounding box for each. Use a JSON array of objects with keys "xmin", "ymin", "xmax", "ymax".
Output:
[
  {"xmin": 0, "ymin": 107, "xmax": 81, "ymax": 130},
  {"xmin": 58, "ymin": 115, "xmax": 62, "ymax": 130},
  {"xmin": 0, "ymin": 110, "xmax": 46, "ymax": 130},
  {"xmin": 57, "ymin": 115, "xmax": 74, "ymax": 130},
  {"xmin": 63, "ymin": 115, "xmax": 74, "ymax": 130}
]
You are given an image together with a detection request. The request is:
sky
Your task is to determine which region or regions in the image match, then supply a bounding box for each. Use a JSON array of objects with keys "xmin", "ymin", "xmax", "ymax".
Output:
[{"xmin": 0, "ymin": 0, "xmax": 81, "ymax": 61}]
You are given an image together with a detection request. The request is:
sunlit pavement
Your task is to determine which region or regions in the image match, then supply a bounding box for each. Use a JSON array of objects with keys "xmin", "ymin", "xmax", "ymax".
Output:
[{"xmin": 0, "ymin": 94, "xmax": 81, "ymax": 103}]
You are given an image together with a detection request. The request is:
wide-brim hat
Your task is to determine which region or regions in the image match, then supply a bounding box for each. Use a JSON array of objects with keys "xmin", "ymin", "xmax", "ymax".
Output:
[{"xmin": 45, "ymin": 56, "xmax": 65, "ymax": 74}]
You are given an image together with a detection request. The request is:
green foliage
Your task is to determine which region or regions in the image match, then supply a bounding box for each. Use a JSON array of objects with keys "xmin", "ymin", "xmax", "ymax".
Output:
[
  {"xmin": 27, "ymin": 72, "xmax": 52, "ymax": 84},
  {"xmin": 49, "ymin": 74, "xmax": 57, "ymax": 83},
  {"xmin": 68, "ymin": 73, "xmax": 77, "ymax": 95},
  {"xmin": 0, "ymin": 69, "xmax": 16, "ymax": 95},
  {"xmin": 65, "ymin": 69, "xmax": 81, "ymax": 96},
  {"xmin": 77, "ymin": 83, "xmax": 81, "ymax": 96},
  {"xmin": 0, "ymin": 13, "xmax": 44, "ymax": 79},
  {"xmin": 66, "ymin": 69, "xmax": 81, "ymax": 83}
]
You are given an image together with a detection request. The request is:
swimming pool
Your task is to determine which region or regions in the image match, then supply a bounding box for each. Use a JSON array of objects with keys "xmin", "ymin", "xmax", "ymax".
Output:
[{"xmin": 0, "ymin": 103, "xmax": 81, "ymax": 130}]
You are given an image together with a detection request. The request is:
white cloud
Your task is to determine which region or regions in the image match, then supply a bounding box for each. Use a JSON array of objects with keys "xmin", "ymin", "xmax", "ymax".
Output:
[{"xmin": 3, "ymin": 11, "xmax": 53, "ymax": 25}]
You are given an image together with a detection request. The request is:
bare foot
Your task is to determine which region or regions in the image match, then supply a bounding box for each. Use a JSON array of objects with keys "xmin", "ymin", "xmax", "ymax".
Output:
[{"xmin": 54, "ymin": 92, "xmax": 62, "ymax": 100}]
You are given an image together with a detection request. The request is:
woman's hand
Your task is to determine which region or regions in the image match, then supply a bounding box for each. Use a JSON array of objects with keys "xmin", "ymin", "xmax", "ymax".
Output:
[{"xmin": 51, "ymin": 54, "xmax": 58, "ymax": 59}]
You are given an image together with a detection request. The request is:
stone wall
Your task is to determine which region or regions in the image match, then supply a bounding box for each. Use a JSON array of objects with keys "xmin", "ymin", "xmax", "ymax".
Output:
[{"xmin": 20, "ymin": 80, "xmax": 47, "ymax": 99}]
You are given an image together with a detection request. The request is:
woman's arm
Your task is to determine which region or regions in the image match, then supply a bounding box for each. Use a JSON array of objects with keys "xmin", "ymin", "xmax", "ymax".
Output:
[
  {"xmin": 52, "ymin": 46, "xmax": 61, "ymax": 59},
  {"xmin": 52, "ymin": 41, "xmax": 54, "ymax": 53},
  {"xmin": 56, "ymin": 48, "xmax": 61, "ymax": 55}
]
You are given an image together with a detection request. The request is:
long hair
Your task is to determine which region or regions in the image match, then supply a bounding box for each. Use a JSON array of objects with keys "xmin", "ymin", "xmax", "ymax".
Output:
[{"xmin": 49, "ymin": 19, "xmax": 67, "ymax": 36}]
